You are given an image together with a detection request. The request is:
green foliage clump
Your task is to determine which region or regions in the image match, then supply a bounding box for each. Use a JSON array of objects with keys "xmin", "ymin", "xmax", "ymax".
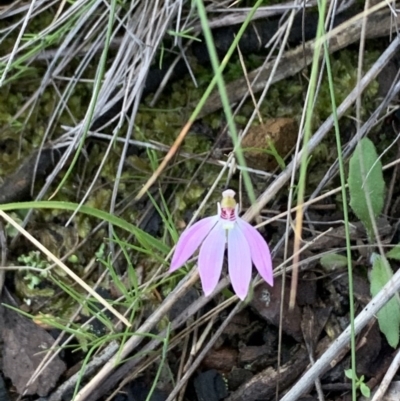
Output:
[
  {"xmin": 344, "ymin": 369, "xmax": 371, "ymax": 398},
  {"xmin": 347, "ymin": 138, "xmax": 400, "ymax": 348}
]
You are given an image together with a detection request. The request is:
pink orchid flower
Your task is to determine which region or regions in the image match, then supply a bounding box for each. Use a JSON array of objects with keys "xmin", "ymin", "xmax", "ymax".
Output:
[{"xmin": 169, "ymin": 189, "xmax": 273, "ymax": 300}]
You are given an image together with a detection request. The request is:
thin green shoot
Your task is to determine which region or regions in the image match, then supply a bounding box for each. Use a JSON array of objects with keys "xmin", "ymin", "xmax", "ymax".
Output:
[
  {"xmin": 322, "ymin": 6, "xmax": 357, "ymax": 400},
  {"xmin": 96, "ymin": 245, "xmax": 130, "ymax": 300},
  {"xmin": 147, "ymin": 190, "xmax": 178, "ymax": 244},
  {"xmin": 291, "ymin": 0, "xmax": 328, "ymax": 308},
  {"xmin": 241, "ymin": 143, "xmax": 286, "ymax": 170},
  {"xmin": 159, "ymin": 41, "xmax": 165, "ymax": 69},
  {"xmin": 265, "ymin": 140, "xmax": 286, "ymax": 170},
  {"xmin": 115, "ymin": 302, "xmax": 142, "ymax": 363},
  {"xmin": 145, "ymin": 322, "xmax": 171, "ymax": 401},
  {"xmin": 111, "ymin": 237, "xmax": 169, "ymax": 264},
  {"xmin": 158, "ymin": 189, "xmax": 179, "ymax": 243},
  {"xmin": 147, "ymin": 148, "xmax": 161, "ymax": 174},
  {"xmin": 72, "ymin": 343, "xmax": 101, "ymax": 399},
  {"xmin": 167, "ymin": 28, "xmax": 201, "ymax": 42},
  {"xmin": 193, "ymin": 0, "xmax": 263, "ymax": 204},
  {"xmin": 110, "ymin": 234, "xmax": 141, "ymax": 301}
]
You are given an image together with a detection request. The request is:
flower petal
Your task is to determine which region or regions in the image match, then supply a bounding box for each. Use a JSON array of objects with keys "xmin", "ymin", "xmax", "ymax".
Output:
[
  {"xmin": 228, "ymin": 226, "xmax": 252, "ymax": 300},
  {"xmin": 198, "ymin": 222, "xmax": 226, "ymax": 296},
  {"xmin": 236, "ymin": 218, "xmax": 274, "ymax": 286},
  {"xmin": 170, "ymin": 216, "xmax": 219, "ymax": 272}
]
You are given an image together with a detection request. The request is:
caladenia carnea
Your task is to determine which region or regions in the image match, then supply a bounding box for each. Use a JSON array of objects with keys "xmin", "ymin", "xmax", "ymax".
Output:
[{"xmin": 169, "ymin": 189, "xmax": 274, "ymax": 300}]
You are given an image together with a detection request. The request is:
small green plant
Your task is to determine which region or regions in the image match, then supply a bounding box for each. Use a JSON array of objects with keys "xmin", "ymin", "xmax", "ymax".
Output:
[
  {"xmin": 344, "ymin": 369, "xmax": 371, "ymax": 398},
  {"xmin": 18, "ymin": 250, "xmax": 49, "ymax": 270},
  {"xmin": 18, "ymin": 251, "xmax": 50, "ymax": 289},
  {"xmin": 348, "ymin": 138, "xmax": 400, "ymax": 348}
]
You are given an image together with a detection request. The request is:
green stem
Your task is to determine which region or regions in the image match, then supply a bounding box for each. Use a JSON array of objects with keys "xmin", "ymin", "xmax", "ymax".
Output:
[
  {"xmin": 321, "ymin": 8, "xmax": 357, "ymax": 401},
  {"xmin": 193, "ymin": 0, "xmax": 264, "ymax": 204}
]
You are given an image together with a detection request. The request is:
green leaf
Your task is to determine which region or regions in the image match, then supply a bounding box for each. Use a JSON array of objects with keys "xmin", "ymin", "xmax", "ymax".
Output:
[
  {"xmin": 370, "ymin": 253, "xmax": 400, "ymax": 348},
  {"xmin": 348, "ymin": 138, "xmax": 385, "ymax": 238},
  {"xmin": 320, "ymin": 253, "xmax": 348, "ymax": 271},
  {"xmin": 360, "ymin": 383, "xmax": 371, "ymax": 398},
  {"xmin": 387, "ymin": 244, "xmax": 400, "ymax": 260},
  {"xmin": 344, "ymin": 369, "xmax": 355, "ymax": 380}
]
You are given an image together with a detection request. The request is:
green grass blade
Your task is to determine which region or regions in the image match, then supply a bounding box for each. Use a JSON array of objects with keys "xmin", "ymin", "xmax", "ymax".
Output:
[{"xmin": 0, "ymin": 201, "xmax": 168, "ymax": 254}]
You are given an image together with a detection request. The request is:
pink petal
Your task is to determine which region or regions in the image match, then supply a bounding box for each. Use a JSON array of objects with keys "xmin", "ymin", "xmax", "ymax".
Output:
[
  {"xmin": 228, "ymin": 226, "xmax": 252, "ymax": 300},
  {"xmin": 198, "ymin": 222, "xmax": 226, "ymax": 296},
  {"xmin": 170, "ymin": 216, "xmax": 219, "ymax": 272},
  {"xmin": 236, "ymin": 219, "xmax": 274, "ymax": 286}
]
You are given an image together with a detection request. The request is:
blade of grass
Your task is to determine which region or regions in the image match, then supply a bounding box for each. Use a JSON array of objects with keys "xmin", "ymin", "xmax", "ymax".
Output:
[
  {"xmin": 192, "ymin": 0, "xmax": 257, "ymax": 203},
  {"xmin": 290, "ymin": 0, "xmax": 328, "ymax": 309},
  {"xmin": 145, "ymin": 323, "xmax": 171, "ymax": 401},
  {"xmin": 0, "ymin": 200, "xmax": 168, "ymax": 254},
  {"xmin": 321, "ymin": 8, "xmax": 357, "ymax": 400}
]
